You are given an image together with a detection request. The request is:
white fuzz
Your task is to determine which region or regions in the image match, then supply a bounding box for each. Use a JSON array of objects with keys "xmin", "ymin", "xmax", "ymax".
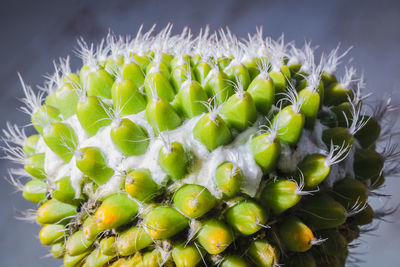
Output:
[
  {"xmin": 339, "ymin": 66, "xmax": 358, "ymax": 89},
  {"xmin": 18, "ymin": 73, "xmax": 45, "ymax": 116},
  {"xmin": 2, "ymin": 122, "xmax": 26, "ymax": 147},
  {"xmin": 267, "ymin": 34, "xmax": 288, "ymax": 72},
  {"xmin": 75, "ymin": 38, "xmax": 99, "ymax": 72},
  {"xmin": 279, "ymin": 80, "xmax": 303, "ymax": 114},
  {"xmin": 322, "ymin": 44, "xmax": 352, "ymax": 75},
  {"xmin": 299, "ymin": 42, "xmax": 317, "ymax": 74},
  {"xmin": 324, "ymin": 141, "xmax": 352, "ymax": 167}
]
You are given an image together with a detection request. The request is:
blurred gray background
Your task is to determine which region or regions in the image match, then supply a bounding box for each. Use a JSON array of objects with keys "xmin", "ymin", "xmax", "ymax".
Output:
[{"xmin": 0, "ymin": 0, "xmax": 399, "ymax": 266}]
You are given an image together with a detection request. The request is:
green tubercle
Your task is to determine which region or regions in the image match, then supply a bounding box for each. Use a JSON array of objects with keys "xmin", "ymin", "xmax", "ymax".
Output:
[
  {"xmin": 158, "ymin": 141, "xmax": 189, "ymax": 180},
  {"xmin": 197, "ymin": 219, "xmax": 234, "ymax": 254},
  {"xmin": 193, "ymin": 113, "xmax": 232, "ymax": 151},
  {"xmin": 125, "ymin": 168, "xmax": 159, "ymax": 202},
  {"xmin": 94, "ymin": 193, "xmax": 139, "ymax": 231},
  {"xmin": 225, "ymin": 199, "xmax": 268, "ymax": 235},
  {"xmin": 111, "ymin": 79, "xmax": 147, "ymax": 115},
  {"xmin": 43, "ymin": 122, "xmax": 78, "ymax": 163},
  {"xmin": 76, "ymin": 147, "xmax": 114, "ymax": 185},
  {"xmin": 260, "ymin": 179, "xmax": 301, "ymax": 214},
  {"xmin": 117, "ymin": 226, "xmax": 153, "ymax": 256},
  {"xmin": 173, "ymin": 184, "xmax": 217, "ymax": 218},
  {"xmin": 110, "ymin": 118, "xmax": 149, "ymax": 157},
  {"xmin": 144, "ymin": 205, "xmax": 188, "ymax": 239},
  {"xmin": 145, "ymin": 97, "xmax": 182, "ymax": 132},
  {"xmin": 76, "ymin": 96, "xmax": 112, "ymax": 137},
  {"xmin": 214, "ymin": 161, "xmax": 243, "ymax": 198}
]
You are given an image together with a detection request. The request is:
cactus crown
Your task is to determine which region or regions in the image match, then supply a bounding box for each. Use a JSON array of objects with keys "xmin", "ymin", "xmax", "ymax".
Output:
[{"xmin": 2, "ymin": 24, "xmax": 399, "ymax": 267}]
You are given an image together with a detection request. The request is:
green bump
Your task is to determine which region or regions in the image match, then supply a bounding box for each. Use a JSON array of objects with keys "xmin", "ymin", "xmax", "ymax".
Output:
[
  {"xmin": 220, "ymin": 91, "xmax": 257, "ymax": 131},
  {"xmin": 145, "ymin": 97, "xmax": 182, "ymax": 132},
  {"xmin": 272, "ymin": 105, "xmax": 305, "ymax": 145},
  {"xmin": 144, "ymin": 71, "xmax": 176, "ymax": 101},
  {"xmin": 204, "ymin": 70, "xmax": 234, "ymax": 104},
  {"xmin": 22, "ymin": 179, "xmax": 47, "ymax": 203},
  {"xmin": 66, "ymin": 230, "xmax": 94, "ymax": 256},
  {"xmin": 64, "ymin": 251, "xmax": 91, "ymax": 267},
  {"xmin": 117, "ymin": 226, "xmax": 153, "ymax": 256},
  {"xmin": 125, "ymin": 169, "xmax": 159, "ymax": 202},
  {"xmin": 83, "ymin": 216, "xmax": 101, "ymax": 241},
  {"xmin": 83, "ymin": 248, "xmax": 114, "ymax": 267},
  {"xmin": 173, "ymin": 184, "xmax": 217, "ymax": 218},
  {"xmin": 322, "ymin": 127, "xmax": 354, "ymax": 150},
  {"xmin": 105, "ymin": 56, "xmax": 124, "ymax": 73},
  {"xmin": 39, "ymin": 224, "xmax": 65, "ymax": 245},
  {"xmin": 260, "ymin": 179, "xmax": 301, "ymax": 214},
  {"xmin": 83, "ymin": 68, "xmax": 114, "ymax": 99},
  {"xmin": 43, "ymin": 122, "xmax": 78, "ymax": 163},
  {"xmin": 321, "ymin": 71, "xmax": 337, "ymax": 88},
  {"xmin": 76, "ymin": 147, "xmax": 114, "ymax": 185},
  {"xmin": 37, "ymin": 198, "xmax": 77, "ymax": 225},
  {"xmin": 215, "ymin": 162, "xmax": 243, "ymax": 198},
  {"xmin": 133, "ymin": 54, "xmax": 151, "ymax": 71},
  {"xmin": 45, "ymin": 83, "xmax": 79, "ymax": 119},
  {"xmin": 173, "ymin": 80, "xmax": 208, "ymax": 118},
  {"xmin": 302, "ymin": 193, "xmax": 346, "ymax": 229},
  {"xmin": 248, "ymin": 240, "xmax": 279, "ymax": 267},
  {"xmin": 51, "ymin": 242, "xmax": 65, "ymax": 259},
  {"xmin": 333, "ymin": 177, "xmax": 368, "ymax": 208},
  {"xmin": 52, "ymin": 176, "xmax": 81, "ymax": 205},
  {"xmin": 112, "ymin": 79, "xmax": 147, "ymax": 115},
  {"xmin": 225, "ymin": 199, "xmax": 268, "ymax": 235},
  {"xmin": 31, "ymin": 105, "xmax": 61, "ymax": 135},
  {"xmin": 298, "ymin": 88, "xmax": 320, "ymax": 127},
  {"xmin": 194, "ymin": 61, "xmax": 212, "ymax": 85},
  {"xmin": 221, "ymin": 255, "xmax": 249, "ymax": 267},
  {"xmin": 172, "ymin": 243, "xmax": 204, "ymax": 267},
  {"xmin": 247, "ymin": 75, "xmax": 275, "ymax": 114},
  {"xmin": 353, "ymin": 148, "xmax": 384, "ymax": 181},
  {"xmin": 23, "ymin": 134, "xmax": 40, "ymax": 157},
  {"xmin": 250, "ymin": 132, "xmax": 281, "ymax": 173},
  {"xmin": 110, "ymin": 118, "xmax": 149, "ymax": 157},
  {"xmin": 298, "ymin": 154, "xmax": 331, "ymax": 188},
  {"xmin": 278, "ymin": 216, "xmax": 315, "ymax": 252},
  {"xmin": 143, "ymin": 250, "xmax": 163, "ymax": 267},
  {"xmin": 122, "ymin": 61, "xmax": 145, "ymax": 89},
  {"xmin": 329, "ymin": 102, "xmax": 353, "ymax": 128},
  {"xmin": 269, "ymin": 70, "xmax": 287, "ymax": 100},
  {"xmin": 170, "ymin": 55, "xmax": 191, "ymax": 69},
  {"xmin": 225, "ymin": 64, "xmax": 251, "ymax": 90},
  {"xmin": 193, "ymin": 113, "xmax": 232, "ymax": 151},
  {"xmin": 158, "ymin": 141, "xmax": 189, "ymax": 180},
  {"xmin": 197, "ymin": 219, "xmax": 234, "ymax": 254},
  {"xmin": 243, "ymin": 60, "xmax": 260, "ymax": 80},
  {"xmin": 146, "ymin": 60, "xmax": 170, "ymax": 77},
  {"xmin": 355, "ymin": 116, "xmax": 380, "ymax": 148},
  {"xmin": 24, "ymin": 153, "xmax": 46, "ymax": 179},
  {"xmin": 99, "ymin": 236, "xmax": 117, "ymax": 256},
  {"xmin": 352, "ymin": 203, "xmax": 374, "ymax": 226},
  {"xmin": 144, "ymin": 205, "xmax": 188, "ymax": 239},
  {"xmin": 170, "ymin": 63, "xmax": 195, "ymax": 91},
  {"xmin": 94, "ymin": 193, "xmax": 138, "ymax": 231},
  {"xmin": 324, "ymin": 82, "xmax": 354, "ymax": 106},
  {"xmin": 76, "ymin": 96, "xmax": 112, "ymax": 137}
]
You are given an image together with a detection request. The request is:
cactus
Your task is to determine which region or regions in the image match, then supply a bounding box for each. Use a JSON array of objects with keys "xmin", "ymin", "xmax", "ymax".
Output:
[{"xmin": 2, "ymin": 24, "xmax": 399, "ymax": 267}]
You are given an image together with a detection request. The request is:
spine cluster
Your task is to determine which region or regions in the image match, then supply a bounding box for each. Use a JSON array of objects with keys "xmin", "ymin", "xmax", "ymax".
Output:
[{"xmin": 2, "ymin": 24, "xmax": 399, "ymax": 267}]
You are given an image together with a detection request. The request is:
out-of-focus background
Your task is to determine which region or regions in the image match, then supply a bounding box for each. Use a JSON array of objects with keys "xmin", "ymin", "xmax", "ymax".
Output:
[{"xmin": 0, "ymin": 0, "xmax": 399, "ymax": 266}]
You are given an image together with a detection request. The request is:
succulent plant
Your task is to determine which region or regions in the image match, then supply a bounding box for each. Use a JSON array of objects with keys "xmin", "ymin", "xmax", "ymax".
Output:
[{"xmin": 2, "ymin": 24, "xmax": 399, "ymax": 267}]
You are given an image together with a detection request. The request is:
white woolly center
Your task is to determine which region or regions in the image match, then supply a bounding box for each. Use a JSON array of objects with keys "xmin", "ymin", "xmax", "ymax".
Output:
[{"xmin": 34, "ymin": 109, "xmax": 342, "ymax": 200}]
